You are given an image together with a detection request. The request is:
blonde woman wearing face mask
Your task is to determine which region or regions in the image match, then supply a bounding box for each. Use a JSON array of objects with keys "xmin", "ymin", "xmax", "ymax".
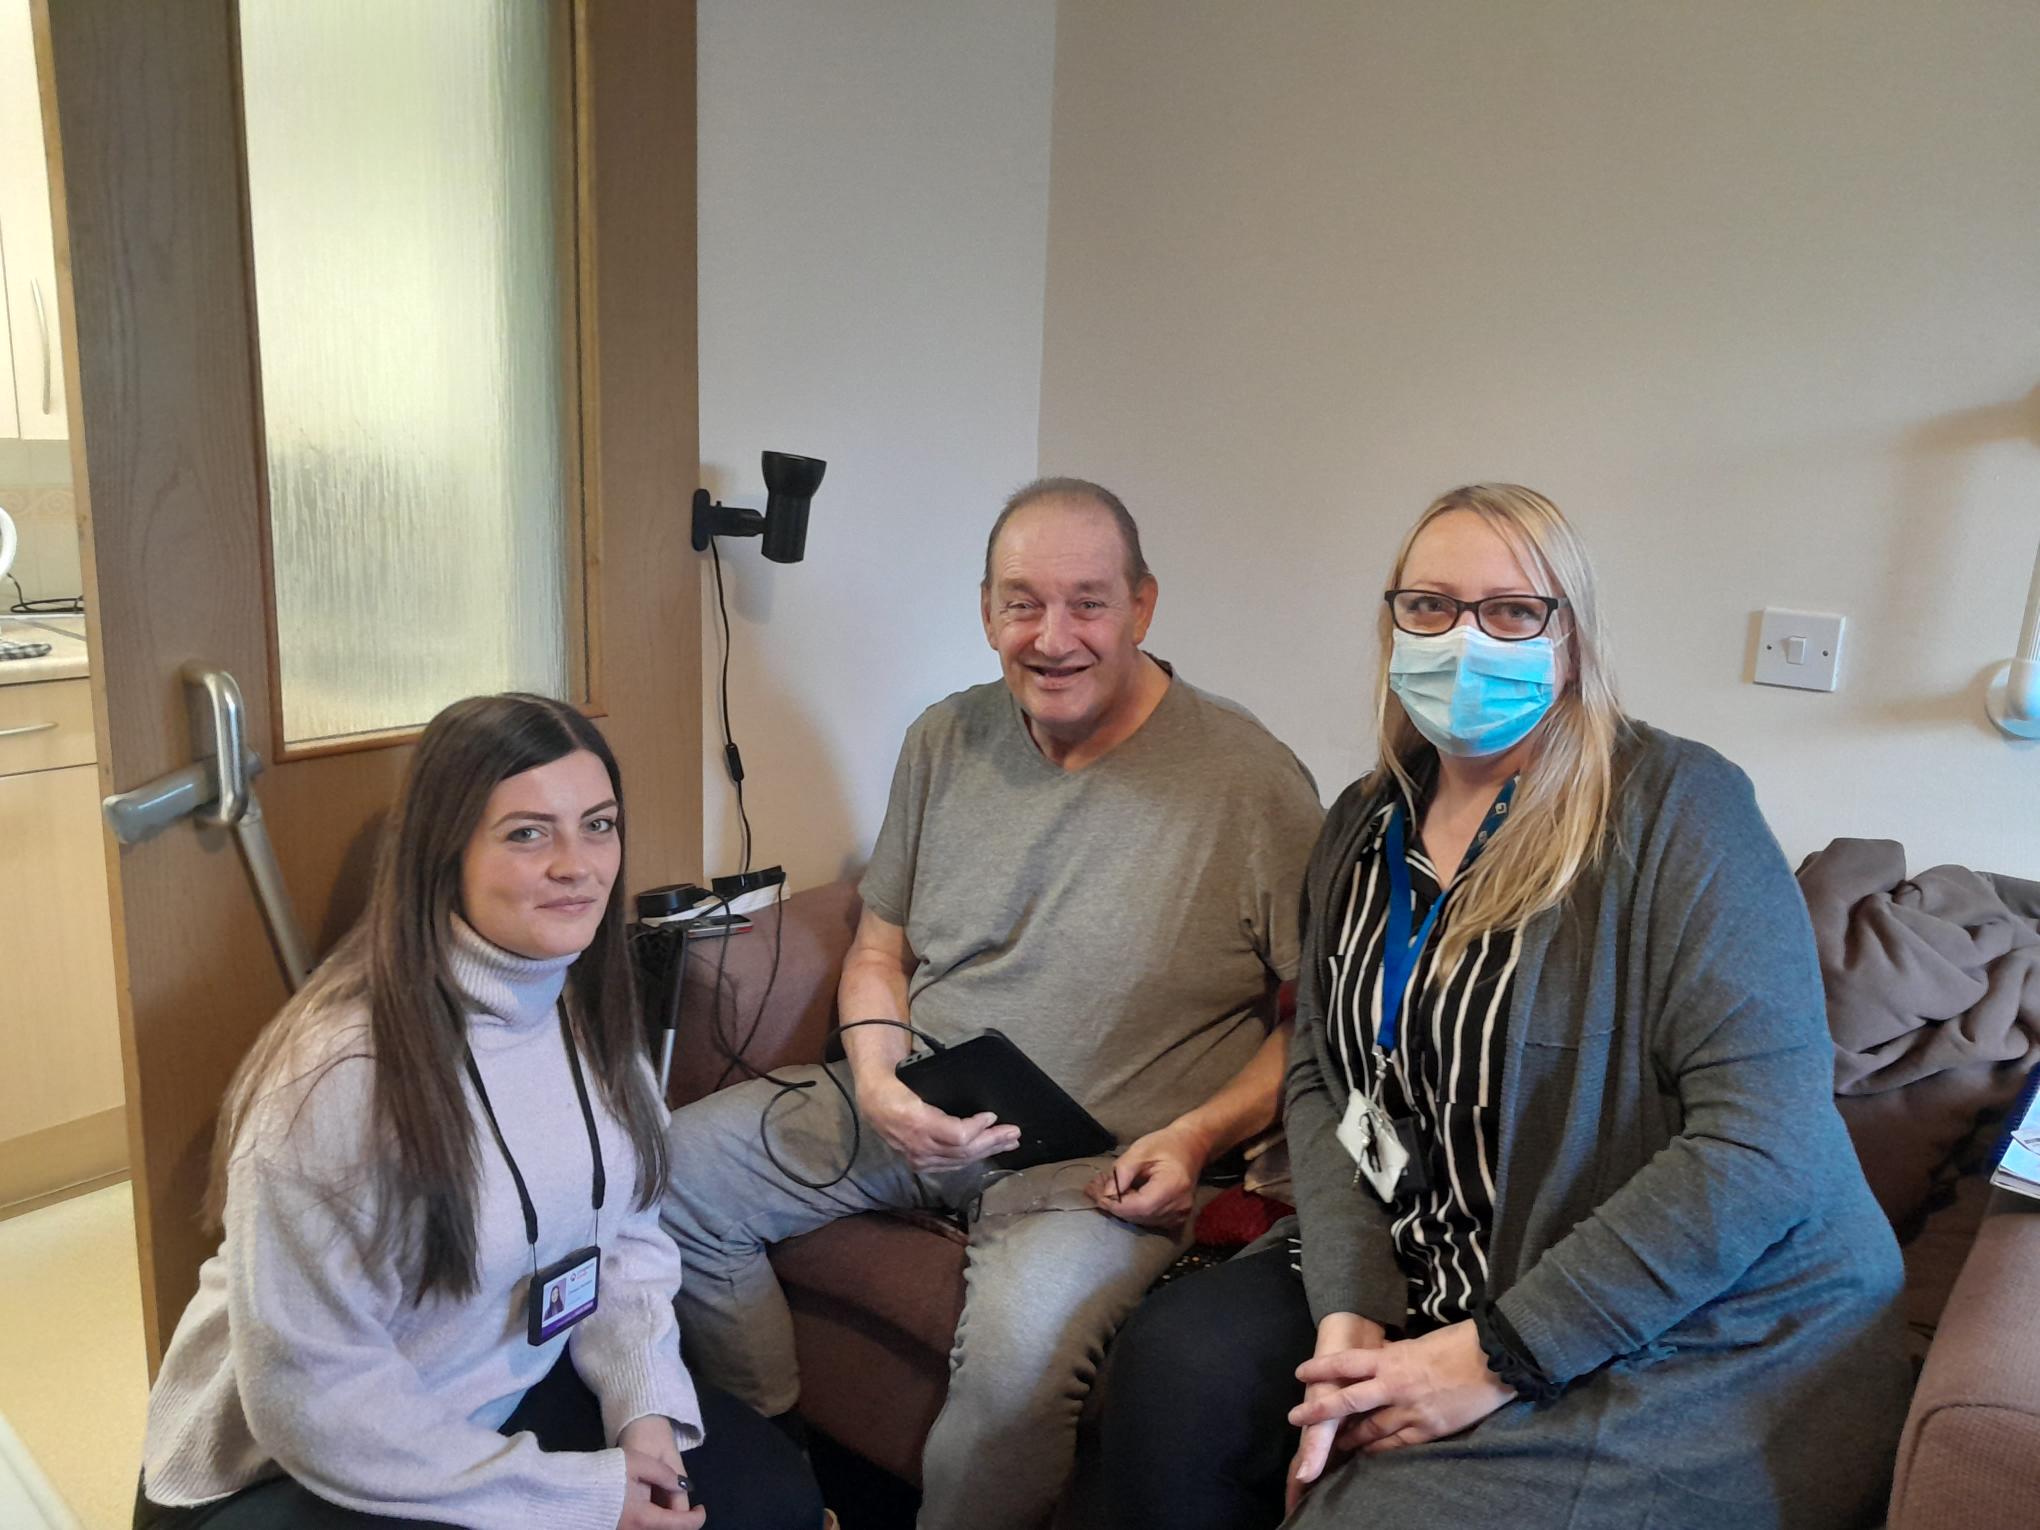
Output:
[{"xmin": 1083, "ymin": 486, "xmax": 1910, "ymax": 1530}]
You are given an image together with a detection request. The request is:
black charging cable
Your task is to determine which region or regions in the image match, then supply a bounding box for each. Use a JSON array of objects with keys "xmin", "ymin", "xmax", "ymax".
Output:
[
  {"xmin": 754, "ymin": 1018, "xmax": 949, "ymax": 1197},
  {"xmin": 712, "ymin": 882, "xmax": 786, "ymax": 1092},
  {"xmin": 6, "ymin": 573, "xmax": 83, "ymax": 616},
  {"xmin": 708, "ymin": 539, "xmax": 754, "ymax": 876},
  {"xmin": 680, "ymin": 886, "xmax": 948, "ymax": 1198}
]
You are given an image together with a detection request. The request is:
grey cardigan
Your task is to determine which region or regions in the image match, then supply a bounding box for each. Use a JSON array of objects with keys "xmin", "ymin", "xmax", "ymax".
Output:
[{"xmin": 1284, "ymin": 722, "xmax": 1910, "ymax": 1518}]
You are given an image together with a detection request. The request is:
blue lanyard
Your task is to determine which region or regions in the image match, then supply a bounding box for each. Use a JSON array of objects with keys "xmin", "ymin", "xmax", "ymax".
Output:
[{"xmin": 1376, "ymin": 778, "xmax": 1517, "ymax": 1056}]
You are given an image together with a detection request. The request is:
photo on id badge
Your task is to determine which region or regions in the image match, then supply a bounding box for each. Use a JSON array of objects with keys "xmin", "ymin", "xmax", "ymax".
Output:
[{"xmin": 530, "ymin": 1247, "xmax": 600, "ymax": 1344}]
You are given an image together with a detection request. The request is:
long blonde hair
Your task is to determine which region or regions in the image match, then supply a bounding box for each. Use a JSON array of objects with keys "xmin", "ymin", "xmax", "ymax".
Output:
[{"xmin": 1377, "ymin": 484, "xmax": 1624, "ymax": 962}]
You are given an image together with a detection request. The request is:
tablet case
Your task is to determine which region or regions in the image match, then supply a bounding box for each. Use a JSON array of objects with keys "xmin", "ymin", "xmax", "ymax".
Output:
[{"xmin": 894, "ymin": 1030, "xmax": 1116, "ymax": 1170}]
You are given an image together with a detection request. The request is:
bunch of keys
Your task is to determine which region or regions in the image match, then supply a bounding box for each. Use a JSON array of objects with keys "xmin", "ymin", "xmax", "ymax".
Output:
[{"xmin": 1336, "ymin": 1087, "xmax": 1430, "ymax": 1203}]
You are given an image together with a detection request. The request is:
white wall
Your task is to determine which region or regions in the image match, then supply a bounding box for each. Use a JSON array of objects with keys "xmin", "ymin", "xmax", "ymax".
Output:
[
  {"xmin": 1037, "ymin": 0, "xmax": 2040, "ymax": 872},
  {"xmin": 0, "ymin": 438, "xmax": 77, "ymax": 603},
  {"xmin": 695, "ymin": 2, "xmax": 1056, "ymax": 889}
]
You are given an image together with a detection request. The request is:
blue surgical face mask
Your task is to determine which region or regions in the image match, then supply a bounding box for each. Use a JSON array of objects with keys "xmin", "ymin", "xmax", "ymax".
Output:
[{"xmin": 1388, "ymin": 625, "xmax": 1557, "ymax": 758}]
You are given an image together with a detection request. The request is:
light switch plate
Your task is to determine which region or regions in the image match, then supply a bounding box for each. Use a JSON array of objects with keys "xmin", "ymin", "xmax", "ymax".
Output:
[{"xmin": 1754, "ymin": 608, "xmax": 1844, "ymax": 692}]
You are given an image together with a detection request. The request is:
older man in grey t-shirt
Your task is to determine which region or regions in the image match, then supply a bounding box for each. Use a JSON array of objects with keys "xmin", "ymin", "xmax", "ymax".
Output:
[{"xmin": 663, "ymin": 479, "xmax": 1323, "ymax": 1530}]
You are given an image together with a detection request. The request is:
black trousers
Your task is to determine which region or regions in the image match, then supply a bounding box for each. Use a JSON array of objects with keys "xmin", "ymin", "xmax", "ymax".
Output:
[
  {"xmin": 135, "ymin": 1358, "xmax": 824, "ymax": 1530},
  {"xmin": 1074, "ymin": 1241, "xmax": 1315, "ymax": 1530}
]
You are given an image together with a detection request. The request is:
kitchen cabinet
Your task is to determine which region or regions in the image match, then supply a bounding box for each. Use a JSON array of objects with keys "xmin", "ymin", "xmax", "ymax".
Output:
[
  {"xmin": 0, "ymin": 0, "xmax": 66, "ymax": 440},
  {"xmin": 0, "ymin": 676, "xmax": 124, "ymax": 1212}
]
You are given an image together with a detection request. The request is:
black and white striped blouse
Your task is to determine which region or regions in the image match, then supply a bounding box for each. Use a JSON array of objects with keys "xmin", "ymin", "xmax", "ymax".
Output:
[{"xmin": 1323, "ymin": 786, "xmax": 1525, "ymax": 1330}]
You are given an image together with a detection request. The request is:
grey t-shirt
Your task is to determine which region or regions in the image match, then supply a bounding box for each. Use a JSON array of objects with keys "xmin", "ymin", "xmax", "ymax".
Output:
[{"xmin": 859, "ymin": 671, "xmax": 1325, "ymax": 1143}]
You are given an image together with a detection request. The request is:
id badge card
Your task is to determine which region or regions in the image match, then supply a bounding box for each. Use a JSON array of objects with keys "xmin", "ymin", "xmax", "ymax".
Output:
[
  {"xmin": 528, "ymin": 1245, "xmax": 601, "ymax": 1346},
  {"xmin": 1336, "ymin": 1091, "xmax": 1409, "ymax": 1204}
]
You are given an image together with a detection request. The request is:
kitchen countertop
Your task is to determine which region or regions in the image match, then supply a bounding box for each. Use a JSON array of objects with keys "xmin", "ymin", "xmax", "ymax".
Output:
[{"xmin": 0, "ymin": 614, "xmax": 89, "ymax": 686}]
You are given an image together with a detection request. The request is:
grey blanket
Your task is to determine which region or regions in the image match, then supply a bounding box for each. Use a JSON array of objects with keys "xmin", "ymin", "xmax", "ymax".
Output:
[
  {"xmin": 1798, "ymin": 837, "xmax": 2040, "ymax": 1226},
  {"xmin": 1799, "ymin": 837, "xmax": 2040, "ymax": 1092}
]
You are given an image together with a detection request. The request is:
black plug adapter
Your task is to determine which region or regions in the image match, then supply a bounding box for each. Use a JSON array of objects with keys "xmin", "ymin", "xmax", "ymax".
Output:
[
  {"xmin": 636, "ymin": 883, "xmax": 712, "ymax": 921},
  {"xmin": 711, "ymin": 865, "xmax": 786, "ymax": 899}
]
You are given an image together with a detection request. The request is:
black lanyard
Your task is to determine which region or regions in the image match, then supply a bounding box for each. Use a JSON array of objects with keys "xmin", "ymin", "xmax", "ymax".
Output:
[{"xmin": 464, "ymin": 1000, "xmax": 606, "ymax": 1252}]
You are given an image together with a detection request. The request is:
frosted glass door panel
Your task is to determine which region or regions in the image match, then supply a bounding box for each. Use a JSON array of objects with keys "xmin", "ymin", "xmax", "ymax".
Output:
[{"xmin": 240, "ymin": 0, "xmax": 578, "ymax": 747}]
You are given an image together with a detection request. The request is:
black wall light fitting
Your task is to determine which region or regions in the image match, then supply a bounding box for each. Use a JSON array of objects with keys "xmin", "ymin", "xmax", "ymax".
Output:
[{"xmin": 691, "ymin": 450, "xmax": 828, "ymax": 564}]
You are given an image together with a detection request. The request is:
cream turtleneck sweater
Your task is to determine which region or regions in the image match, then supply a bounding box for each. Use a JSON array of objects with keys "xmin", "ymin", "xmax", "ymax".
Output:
[{"xmin": 140, "ymin": 920, "xmax": 700, "ymax": 1528}]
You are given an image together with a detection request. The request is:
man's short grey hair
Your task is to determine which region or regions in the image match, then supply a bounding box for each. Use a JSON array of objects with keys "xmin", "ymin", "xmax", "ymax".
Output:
[{"xmin": 982, "ymin": 477, "xmax": 1153, "ymax": 592}]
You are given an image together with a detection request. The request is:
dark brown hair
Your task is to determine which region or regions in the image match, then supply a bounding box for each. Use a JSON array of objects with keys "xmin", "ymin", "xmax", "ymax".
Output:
[
  {"xmin": 983, "ymin": 476, "xmax": 1152, "ymax": 591},
  {"xmin": 205, "ymin": 694, "xmax": 669, "ymax": 1302}
]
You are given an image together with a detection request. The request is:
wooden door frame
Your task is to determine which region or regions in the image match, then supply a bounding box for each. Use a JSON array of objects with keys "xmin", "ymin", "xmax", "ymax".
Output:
[{"xmin": 38, "ymin": 0, "xmax": 701, "ymax": 1364}]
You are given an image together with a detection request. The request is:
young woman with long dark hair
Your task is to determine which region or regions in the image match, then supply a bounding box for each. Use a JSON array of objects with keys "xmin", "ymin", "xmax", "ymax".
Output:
[{"xmin": 135, "ymin": 694, "xmax": 823, "ymax": 1529}]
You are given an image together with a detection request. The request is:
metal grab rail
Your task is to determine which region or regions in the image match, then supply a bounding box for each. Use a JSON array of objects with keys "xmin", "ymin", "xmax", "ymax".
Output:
[{"xmin": 102, "ymin": 664, "xmax": 313, "ymax": 991}]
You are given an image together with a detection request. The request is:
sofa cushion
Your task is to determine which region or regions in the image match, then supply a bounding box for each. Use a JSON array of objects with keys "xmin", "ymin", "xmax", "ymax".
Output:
[
  {"xmin": 1889, "ymin": 1191, "xmax": 2040, "ymax": 1530},
  {"xmin": 1837, "ymin": 1076, "xmax": 2020, "ymax": 1237},
  {"xmin": 772, "ymin": 1209, "xmax": 969, "ymax": 1356},
  {"xmin": 661, "ymin": 880, "xmax": 863, "ymax": 1109},
  {"xmin": 770, "ymin": 1210, "xmax": 969, "ymax": 1486},
  {"xmin": 1897, "ymin": 1170, "xmax": 1992, "ymax": 1369}
]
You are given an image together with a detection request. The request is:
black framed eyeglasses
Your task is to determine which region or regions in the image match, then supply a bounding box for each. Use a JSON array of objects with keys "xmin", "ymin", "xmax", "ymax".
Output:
[{"xmin": 1384, "ymin": 588, "xmax": 1565, "ymax": 642}]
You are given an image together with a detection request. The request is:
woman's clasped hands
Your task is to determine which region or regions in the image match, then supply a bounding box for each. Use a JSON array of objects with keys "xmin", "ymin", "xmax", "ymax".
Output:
[
  {"xmin": 1285, "ymin": 1315, "xmax": 1514, "ymax": 1511},
  {"xmin": 618, "ymin": 1416, "xmax": 704, "ymax": 1530}
]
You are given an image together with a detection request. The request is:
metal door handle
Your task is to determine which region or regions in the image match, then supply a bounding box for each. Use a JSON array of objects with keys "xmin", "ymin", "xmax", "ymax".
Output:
[
  {"xmin": 0, "ymin": 720, "xmax": 56, "ymax": 738},
  {"xmin": 184, "ymin": 663, "xmax": 249, "ymax": 827},
  {"xmin": 102, "ymin": 665, "xmax": 312, "ymax": 990},
  {"xmin": 30, "ymin": 278, "xmax": 50, "ymax": 415}
]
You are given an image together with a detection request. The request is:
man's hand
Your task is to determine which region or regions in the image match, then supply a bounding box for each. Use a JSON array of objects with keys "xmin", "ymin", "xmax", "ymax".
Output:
[
  {"xmin": 1286, "ymin": 1312, "xmax": 1386, "ymax": 1513},
  {"xmin": 860, "ymin": 1073, "xmax": 1020, "ymax": 1172},
  {"xmin": 838, "ymin": 909, "xmax": 1018, "ymax": 1174},
  {"xmin": 1289, "ymin": 1319, "xmax": 1513, "ymax": 1457},
  {"xmin": 617, "ymin": 1414, "xmax": 703, "ymax": 1529},
  {"xmin": 1085, "ymin": 1122, "xmax": 1211, "ymax": 1229},
  {"xmin": 1086, "ymin": 1020, "xmax": 1291, "ymax": 1231}
]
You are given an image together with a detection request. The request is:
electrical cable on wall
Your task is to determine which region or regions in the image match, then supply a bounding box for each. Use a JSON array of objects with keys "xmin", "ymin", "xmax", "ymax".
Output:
[
  {"xmin": 709, "ymin": 538, "xmax": 754, "ymax": 875},
  {"xmin": 685, "ymin": 452, "xmax": 839, "ymax": 1182},
  {"xmin": 692, "ymin": 450, "xmax": 825, "ymax": 875},
  {"xmin": 714, "ymin": 883, "xmax": 784, "ymax": 1092}
]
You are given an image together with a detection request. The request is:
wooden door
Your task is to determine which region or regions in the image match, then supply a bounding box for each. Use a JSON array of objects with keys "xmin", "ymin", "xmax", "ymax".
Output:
[{"xmin": 37, "ymin": 0, "xmax": 702, "ymax": 1366}]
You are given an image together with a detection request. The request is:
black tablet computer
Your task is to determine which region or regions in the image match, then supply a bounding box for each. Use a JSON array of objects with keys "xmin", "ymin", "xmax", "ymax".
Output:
[{"xmin": 894, "ymin": 1030, "xmax": 1116, "ymax": 1171}]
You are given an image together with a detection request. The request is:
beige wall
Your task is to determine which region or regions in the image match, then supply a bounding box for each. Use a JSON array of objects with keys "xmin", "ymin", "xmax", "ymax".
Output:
[
  {"xmin": 0, "ymin": 438, "xmax": 77, "ymax": 604},
  {"xmin": 696, "ymin": 1, "xmax": 1056, "ymax": 890},
  {"xmin": 1038, "ymin": 1, "xmax": 2040, "ymax": 871}
]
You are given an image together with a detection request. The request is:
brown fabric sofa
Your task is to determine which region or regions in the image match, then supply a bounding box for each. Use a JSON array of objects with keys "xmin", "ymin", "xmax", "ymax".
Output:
[
  {"xmin": 661, "ymin": 877, "xmax": 2040, "ymax": 1525},
  {"xmin": 1798, "ymin": 843, "xmax": 2040, "ymax": 1530},
  {"xmin": 662, "ymin": 880, "xmax": 966, "ymax": 1486},
  {"xmin": 1889, "ymin": 1186, "xmax": 2040, "ymax": 1530}
]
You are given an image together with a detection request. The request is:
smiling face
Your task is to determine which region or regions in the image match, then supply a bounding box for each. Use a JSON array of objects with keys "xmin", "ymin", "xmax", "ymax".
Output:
[
  {"xmin": 981, "ymin": 495, "xmax": 1158, "ymax": 746},
  {"xmin": 459, "ymin": 748, "xmax": 621, "ymax": 960}
]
